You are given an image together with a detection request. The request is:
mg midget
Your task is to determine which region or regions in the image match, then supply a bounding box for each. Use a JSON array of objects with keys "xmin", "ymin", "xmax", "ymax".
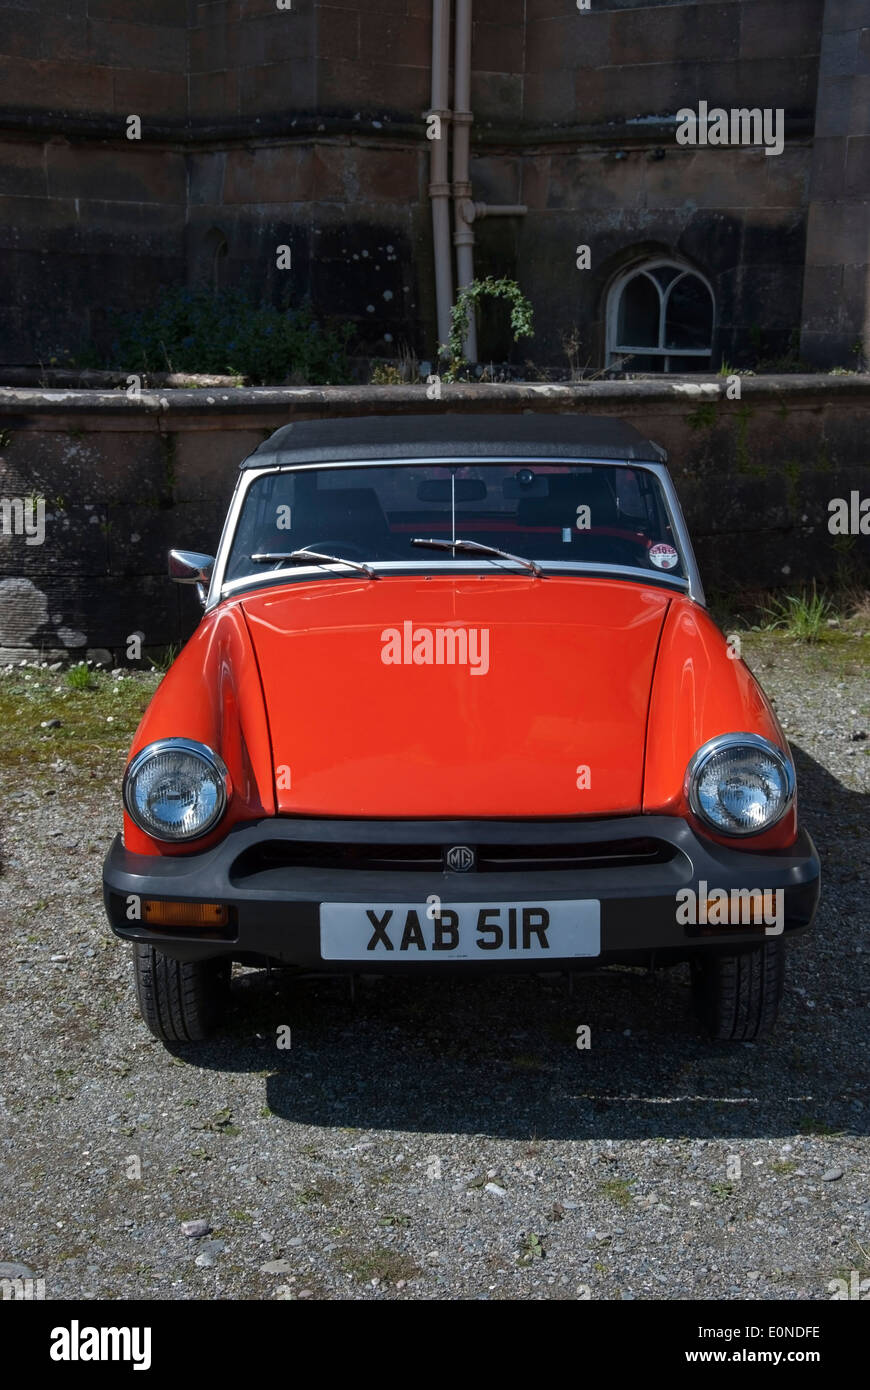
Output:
[{"xmin": 103, "ymin": 415, "xmax": 820, "ymax": 1044}]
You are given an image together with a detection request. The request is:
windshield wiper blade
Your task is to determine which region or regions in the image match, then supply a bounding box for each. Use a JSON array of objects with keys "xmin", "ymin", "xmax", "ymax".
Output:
[
  {"xmin": 411, "ymin": 537, "xmax": 544, "ymax": 577},
  {"xmin": 250, "ymin": 549, "xmax": 379, "ymax": 579}
]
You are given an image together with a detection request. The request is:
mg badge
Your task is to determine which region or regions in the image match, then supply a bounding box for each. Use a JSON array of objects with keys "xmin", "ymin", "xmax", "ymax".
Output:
[{"xmin": 446, "ymin": 845, "xmax": 476, "ymax": 872}]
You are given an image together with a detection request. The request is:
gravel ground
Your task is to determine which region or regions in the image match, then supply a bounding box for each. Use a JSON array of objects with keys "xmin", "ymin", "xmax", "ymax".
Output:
[{"xmin": 0, "ymin": 633, "xmax": 867, "ymax": 1302}]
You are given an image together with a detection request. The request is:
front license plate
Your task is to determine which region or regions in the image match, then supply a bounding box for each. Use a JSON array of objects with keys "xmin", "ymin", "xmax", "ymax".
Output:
[{"xmin": 320, "ymin": 901, "xmax": 600, "ymax": 961}]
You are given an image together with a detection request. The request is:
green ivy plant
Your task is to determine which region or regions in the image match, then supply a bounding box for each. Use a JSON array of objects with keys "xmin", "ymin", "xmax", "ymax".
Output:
[{"xmin": 442, "ymin": 276, "xmax": 534, "ymax": 382}]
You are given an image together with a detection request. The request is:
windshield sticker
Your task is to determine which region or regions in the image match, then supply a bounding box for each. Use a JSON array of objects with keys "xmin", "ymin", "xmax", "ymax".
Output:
[{"xmin": 649, "ymin": 543, "xmax": 679, "ymax": 571}]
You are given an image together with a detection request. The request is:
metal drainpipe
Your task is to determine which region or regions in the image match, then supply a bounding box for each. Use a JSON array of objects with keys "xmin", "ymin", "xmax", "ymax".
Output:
[
  {"xmin": 452, "ymin": 0, "xmax": 477, "ymax": 361},
  {"xmin": 452, "ymin": 0, "xmax": 528, "ymax": 364},
  {"xmin": 428, "ymin": 0, "xmax": 454, "ymax": 351}
]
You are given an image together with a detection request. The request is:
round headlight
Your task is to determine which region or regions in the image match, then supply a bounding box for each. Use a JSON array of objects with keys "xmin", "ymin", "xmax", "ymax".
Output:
[
  {"xmin": 686, "ymin": 733, "xmax": 794, "ymax": 837},
  {"xmin": 123, "ymin": 738, "xmax": 229, "ymax": 842}
]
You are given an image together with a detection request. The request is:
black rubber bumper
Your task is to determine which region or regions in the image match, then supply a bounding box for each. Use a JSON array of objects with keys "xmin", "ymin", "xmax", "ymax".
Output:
[{"xmin": 103, "ymin": 815, "xmax": 820, "ymax": 971}]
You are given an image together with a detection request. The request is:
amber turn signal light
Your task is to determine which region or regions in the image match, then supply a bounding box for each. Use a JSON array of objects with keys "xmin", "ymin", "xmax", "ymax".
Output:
[
  {"xmin": 142, "ymin": 899, "xmax": 229, "ymax": 928},
  {"xmin": 703, "ymin": 892, "xmax": 778, "ymax": 926}
]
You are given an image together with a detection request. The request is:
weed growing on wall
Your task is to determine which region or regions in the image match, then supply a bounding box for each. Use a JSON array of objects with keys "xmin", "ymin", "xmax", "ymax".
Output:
[{"xmin": 72, "ymin": 285, "xmax": 353, "ymax": 385}]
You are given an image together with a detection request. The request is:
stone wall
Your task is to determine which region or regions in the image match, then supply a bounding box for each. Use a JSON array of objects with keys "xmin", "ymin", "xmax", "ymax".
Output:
[
  {"xmin": 0, "ymin": 0, "xmax": 844, "ymax": 370},
  {"xmin": 0, "ymin": 377, "xmax": 867, "ymax": 662},
  {"xmin": 0, "ymin": 0, "xmax": 187, "ymax": 119},
  {"xmin": 0, "ymin": 0, "xmax": 188, "ymax": 360},
  {"xmin": 801, "ymin": 0, "xmax": 870, "ymax": 367}
]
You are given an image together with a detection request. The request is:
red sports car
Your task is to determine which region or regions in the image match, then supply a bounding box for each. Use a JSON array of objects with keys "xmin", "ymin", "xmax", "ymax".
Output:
[{"xmin": 103, "ymin": 415, "xmax": 820, "ymax": 1044}]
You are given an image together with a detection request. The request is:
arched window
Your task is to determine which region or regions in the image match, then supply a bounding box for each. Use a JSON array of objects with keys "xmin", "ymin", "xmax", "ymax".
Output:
[{"xmin": 606, "ymin": 260, "xmax": 714, "ymax": 372}]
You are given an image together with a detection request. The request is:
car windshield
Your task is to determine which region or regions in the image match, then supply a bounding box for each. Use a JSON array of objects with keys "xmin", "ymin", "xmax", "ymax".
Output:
[{"xmin": 223, "ymin": 461, "xmax": 685, "ymax": 587}]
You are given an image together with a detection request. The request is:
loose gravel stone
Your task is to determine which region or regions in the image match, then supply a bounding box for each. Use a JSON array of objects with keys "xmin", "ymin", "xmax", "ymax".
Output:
[
  {"xmin": 181, "ymin": 1220, "xmax": 211, "ymax": 1239},
  {"xmin": 194, "ymin": 1241, "xmax": 225, "ymax": 1268}
]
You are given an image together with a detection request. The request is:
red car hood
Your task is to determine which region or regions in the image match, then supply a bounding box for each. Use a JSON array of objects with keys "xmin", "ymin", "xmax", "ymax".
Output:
[{"xmin": 240, "ymin": 575, "xmax": 670, "ymax": 818}]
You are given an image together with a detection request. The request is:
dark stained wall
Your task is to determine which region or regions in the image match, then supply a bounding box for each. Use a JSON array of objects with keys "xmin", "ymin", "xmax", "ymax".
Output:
[
  {"xmin": 801, "ymin": 0, "xmax": 870, "ymax": 367},
  {"xmin": 0, "ymin": 1, "xmax": 851, "ymax": 369}
]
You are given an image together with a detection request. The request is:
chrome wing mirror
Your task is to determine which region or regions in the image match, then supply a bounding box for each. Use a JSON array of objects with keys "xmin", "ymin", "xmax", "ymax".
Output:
[{"xmin": 169, "ymin": 549, "xmax": 215, "ymax": 608}]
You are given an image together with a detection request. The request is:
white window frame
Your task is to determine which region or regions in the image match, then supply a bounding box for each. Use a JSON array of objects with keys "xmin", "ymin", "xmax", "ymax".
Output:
[{"xmin": 606, "ymin": 259, "xmax": 715, "ymax": 372}]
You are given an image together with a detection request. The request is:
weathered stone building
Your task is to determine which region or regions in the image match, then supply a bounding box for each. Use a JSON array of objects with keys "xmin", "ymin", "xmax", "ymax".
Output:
[{"xmin": 0, "ymin": 0, "xmax": 867, "ymax": 371}]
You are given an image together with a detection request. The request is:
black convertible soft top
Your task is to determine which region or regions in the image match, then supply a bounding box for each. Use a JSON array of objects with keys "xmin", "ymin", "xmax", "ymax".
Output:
[{"xmin": 241, "ymin": 414, "xmax": 666, "ymax": 467}]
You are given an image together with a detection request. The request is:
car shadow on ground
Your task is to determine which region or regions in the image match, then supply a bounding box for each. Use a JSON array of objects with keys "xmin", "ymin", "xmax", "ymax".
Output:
[{"xmin": 179, "ymin": 743, "xmax": 868, "ymax": 1142}]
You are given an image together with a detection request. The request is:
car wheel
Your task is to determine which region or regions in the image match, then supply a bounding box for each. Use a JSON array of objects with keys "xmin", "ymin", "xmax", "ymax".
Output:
[
  {"xmin": 690, "ymin": 938, "xmax": 785, "ymax": 1041},
  {"xmin": 133, "ymin": 944, "xmax": 230, "ymax": 1043}
]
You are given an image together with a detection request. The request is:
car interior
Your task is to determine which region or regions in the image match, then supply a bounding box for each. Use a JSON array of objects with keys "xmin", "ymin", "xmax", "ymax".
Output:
[{"xmin": 225, "ymin": 464, "xmax": 683, "ymax": 580}]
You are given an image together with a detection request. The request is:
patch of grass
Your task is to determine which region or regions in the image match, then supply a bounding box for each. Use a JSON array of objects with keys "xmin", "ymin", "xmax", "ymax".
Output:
[
  {"xmin": 0, "ymin": 667, "xmax": 160, "ymax": 780},
  {"xmin": 752, "ymin": 627, "xmax": 870, "ymax": 678},
  {"xmin": 706, "ymin": 585, "xmax": 870, "ymax": 677},
  {"xmin": 598, "ymin": 1178, "xmax": 633, "ymax": 1207},
  {"xmin": 66, "ymin": 661, "xmax": 95, "ymax": 691},
  {"xmin": 761, "ymin": 584, "xmax": 834, "ymax": 642},
  {"xmin": 769, "ymin": 1160, "xmax": 797, "ymax": 1175},
  {"xmin": 297, "ymin": 1179, "xmax": 342, "ymax": 1207},
  {"xmin": 710, "ymin": 1181, "xmax": 735, "ymax": 1201},
  {"xmin": 338, "ymin": 1245, "xmax": 418, "ymax": 1285},
  {"xmin": 146, "ymin": 643, "xmax": 181, "ymax": 674}
]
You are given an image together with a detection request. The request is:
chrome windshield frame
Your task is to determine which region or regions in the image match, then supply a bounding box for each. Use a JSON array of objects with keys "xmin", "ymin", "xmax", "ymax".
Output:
[{"xmin": 207, "ymin": 456, "xmax": 706, "ymax": 609}]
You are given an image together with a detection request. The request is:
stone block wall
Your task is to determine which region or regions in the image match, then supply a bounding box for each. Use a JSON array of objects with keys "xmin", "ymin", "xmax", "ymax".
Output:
[
  {"xmin": 0, "ymin": 1, "xmax": 850, "ymax": 371},
  {"xmin": 801, "ymin": 0, "xmax": 870, "ymax": 366},
  {"xmin": 0, "ymin": 378, "xmax": 867, "ymax": 662}
]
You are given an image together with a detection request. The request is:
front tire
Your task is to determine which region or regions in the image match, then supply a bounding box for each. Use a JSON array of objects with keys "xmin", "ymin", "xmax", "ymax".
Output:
[
  {"xmin": 133, "ymin": 944, "xmax": 230, "ymax": 1043},
  {"xmin": 690, "ymin": 937, "xmax": 786, "ymax": 1041}
]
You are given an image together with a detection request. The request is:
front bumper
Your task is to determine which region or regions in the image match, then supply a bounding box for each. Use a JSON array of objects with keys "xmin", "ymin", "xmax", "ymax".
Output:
[{"xmin": 103, "ymin": 815, "xmax": 820, "ymax": 971}]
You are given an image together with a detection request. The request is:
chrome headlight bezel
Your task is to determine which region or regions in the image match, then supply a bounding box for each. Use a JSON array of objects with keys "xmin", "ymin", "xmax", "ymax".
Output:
[
  {"xmin": 122, "ymin": 737, "xmax": 230, "ymax": 843},
  {"xmin": 685, "ymin": 732, "xmax": 795, "ymax": 838}
]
